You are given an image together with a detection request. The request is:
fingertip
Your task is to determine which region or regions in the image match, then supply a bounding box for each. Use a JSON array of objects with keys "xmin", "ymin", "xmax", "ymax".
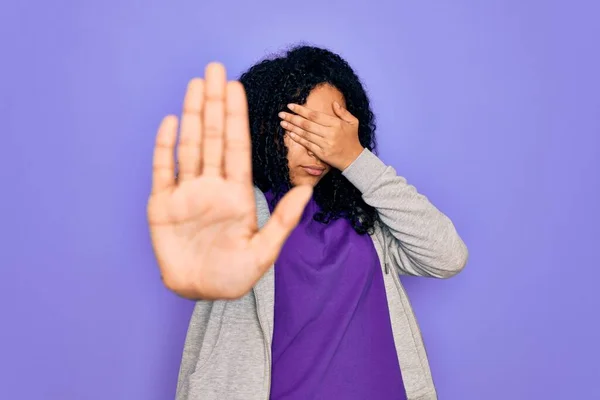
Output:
[
  {"xmin": 187, "ymin": 77, "xmax": 204, "ymax": 89},
  {"xmin": 159, "ymin": 115, "xmax": 178, "ymax": 134},
  {"xmin": 205, "ymin": 62, "xmax": 227, "ymax": 78},
  {"xmin": 227, "ymin": 80, "xmax": 245, "ymax": 91},
  {"xmin": 294, "ymin": 184, "xmax": 314, "ymax": 202},
  {"xmin": 164, "ymin": 114, "xmax": 178, "ymax": 123},
  {"xmin": 226, "ymin": 81, "xmax": 248, "ymax": 105},
  {"xmin": 206, "ymin": 61, "xmax": 225, "ymax": 69},
  {"xmin": 289, "ymin": 185, "xmax": 313, "ymax": 217},
  {"xmin": 274, "ymin": 185, "xmax": 312, "ymax": 225}
]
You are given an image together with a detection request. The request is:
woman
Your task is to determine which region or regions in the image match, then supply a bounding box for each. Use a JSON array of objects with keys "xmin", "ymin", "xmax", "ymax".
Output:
[{"xmin": 147, "ymin": 45, "xmax": 468, "ymax": 400}]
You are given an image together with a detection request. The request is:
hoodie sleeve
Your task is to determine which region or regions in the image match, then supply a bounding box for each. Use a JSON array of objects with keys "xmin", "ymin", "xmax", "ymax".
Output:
[{"xmin": 342, "ymin": 148, "xmax": 468, "ymax": 278}]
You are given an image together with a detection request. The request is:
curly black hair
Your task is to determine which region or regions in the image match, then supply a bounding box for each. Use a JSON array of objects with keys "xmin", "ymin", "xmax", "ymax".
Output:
[{"xmin": 239, "ymin": 44, "xmax": 379, "ymax": 235}]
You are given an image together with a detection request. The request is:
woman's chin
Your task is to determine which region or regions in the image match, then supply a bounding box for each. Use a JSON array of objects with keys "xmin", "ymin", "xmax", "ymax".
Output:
[{"xmin": 291, "ymin": 175, "xmax": 324, "ymax": 188}]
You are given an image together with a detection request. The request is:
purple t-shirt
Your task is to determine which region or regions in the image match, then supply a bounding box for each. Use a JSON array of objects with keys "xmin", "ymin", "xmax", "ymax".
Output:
[{"xmin": 266, "ymin": 192, "xmax": 407, "ymax": 400}]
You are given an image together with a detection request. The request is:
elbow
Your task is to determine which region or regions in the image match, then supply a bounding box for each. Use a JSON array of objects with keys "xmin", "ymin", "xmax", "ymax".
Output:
[{"xmin": 438, "ymin": 239, "xmax": 469, "ymax": 278}]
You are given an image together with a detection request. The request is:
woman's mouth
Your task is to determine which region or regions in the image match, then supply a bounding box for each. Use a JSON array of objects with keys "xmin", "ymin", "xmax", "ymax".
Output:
[{"xmin": 302, "ymin": 166, "xmax": 326, "ymax": 176}]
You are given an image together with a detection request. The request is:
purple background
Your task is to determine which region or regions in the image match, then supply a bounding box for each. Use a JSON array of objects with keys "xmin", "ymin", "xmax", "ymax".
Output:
[{"xmin": 2, "ymin": 0, "xmax": 599, "ymax": 399}]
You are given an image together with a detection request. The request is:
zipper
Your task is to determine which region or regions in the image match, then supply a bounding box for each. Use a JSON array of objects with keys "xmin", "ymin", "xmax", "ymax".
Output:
[
  {"xmin": 380, "ymin": 224, "xmax": 435, "ymax": 395},
  {"xmin": 381, "ymin": 223, "xmax": 390, "ymax": 275},
  {"xmin": 388, "ymin": 261, "xmax": 431, "ymax": 371},
  {"xmin": 253, "ymin": 288, "xmax": 272, "ymax": 400}
]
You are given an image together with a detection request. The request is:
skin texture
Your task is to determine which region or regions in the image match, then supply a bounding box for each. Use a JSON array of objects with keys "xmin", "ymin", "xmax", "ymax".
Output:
[
  {"xmin": 280, "ymin": 84, "xmax": 365, "ymax": 182},
  {"xmin": 280, "ymin": 84, "xmax": 363, "ymax": 187},
  {"xmin": 147, "ymin": 63, "xmax": 313, "ymax": 301}
]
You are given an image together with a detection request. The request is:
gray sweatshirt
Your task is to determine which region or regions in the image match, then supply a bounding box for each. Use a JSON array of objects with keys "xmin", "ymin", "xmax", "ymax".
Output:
[{"xmin": 174, "ymin": 148, "xmax": 469, "ymax": 400}]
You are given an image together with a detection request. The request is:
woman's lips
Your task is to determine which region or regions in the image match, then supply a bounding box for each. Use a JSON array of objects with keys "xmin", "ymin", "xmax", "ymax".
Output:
[{"xmin": 302, "ymin": 166, "xmax": 325, "ymax": 176}]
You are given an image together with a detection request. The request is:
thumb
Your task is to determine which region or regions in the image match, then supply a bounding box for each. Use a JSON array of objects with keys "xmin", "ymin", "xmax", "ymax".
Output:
[
  {"xmin": 250, "ymin": 185, "xmax": 313, "ymax": 270},
  {"xmin": 333, "ymin": 101, "xmax": 356, "ymax": 123}
]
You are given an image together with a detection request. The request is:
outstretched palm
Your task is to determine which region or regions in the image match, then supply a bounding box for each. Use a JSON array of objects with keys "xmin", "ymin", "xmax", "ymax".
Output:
[{"xmin": 147, "ymin": 63, "xmax": 311, "ymax": 300}]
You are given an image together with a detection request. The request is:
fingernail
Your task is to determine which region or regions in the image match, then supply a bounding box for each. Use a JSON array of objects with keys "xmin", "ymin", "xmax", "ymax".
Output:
[
  {"xmin": 287, "ymin": 104, "xmax": 295, "ymax": 110},
  {"xmin": 280, "ymin": 121, "xmax": 288, "ymax": 128},
  {"xmin": 278, "ymin": 112, "xmax": 285, "ymax": 119}
]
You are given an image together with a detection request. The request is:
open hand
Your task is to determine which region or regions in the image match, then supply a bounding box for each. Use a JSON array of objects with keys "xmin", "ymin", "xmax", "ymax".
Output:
[
  {"xmin": 147, "ymin": 63, "xmax": 312, "ymax": 300},
  {"xmin": 278, "ymin": 101, "xmax": 364, "ymax": 170}
]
